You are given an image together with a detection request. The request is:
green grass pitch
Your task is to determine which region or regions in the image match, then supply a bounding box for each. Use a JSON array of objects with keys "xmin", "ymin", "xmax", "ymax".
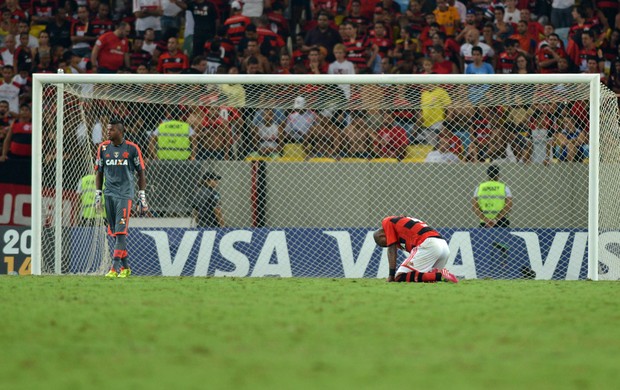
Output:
[{"xmin": 1, "ymin": 276, "xmax": 619, "ymax": 389}]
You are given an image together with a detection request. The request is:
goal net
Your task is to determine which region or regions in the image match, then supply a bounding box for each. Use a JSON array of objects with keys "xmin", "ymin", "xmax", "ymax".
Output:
[{"xmin": 31, "ymin": 73, "xmax": 620, "ymax": 280}]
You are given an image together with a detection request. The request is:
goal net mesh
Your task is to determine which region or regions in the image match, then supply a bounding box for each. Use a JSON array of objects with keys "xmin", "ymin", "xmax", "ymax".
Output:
[{"xmin": 36, "ymin": 76, "xmax": 620, "ymax": 280}]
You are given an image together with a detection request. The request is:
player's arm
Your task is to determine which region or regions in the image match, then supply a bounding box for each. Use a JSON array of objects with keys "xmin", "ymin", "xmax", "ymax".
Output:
[
  {"xmin": 95, "ymin": 169, "xmax": 103, "ymax": 190},
  {"xmin": 91, "ymin": 39, "xmax": 102, "ymax": 68},
  {"xmin": 137, "ymin": 169, "xmax": 146, "ymax": 191},
  {"xmin": 0, "ymin": 126, "xmax": 12, "ymax": 161},
  {"xmin": 387, "ymin": 243, "xmax": 398, "ymax": 282}
]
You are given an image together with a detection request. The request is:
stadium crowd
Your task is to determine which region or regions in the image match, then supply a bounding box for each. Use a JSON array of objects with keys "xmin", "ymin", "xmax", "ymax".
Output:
[{"xmin": 1, "ymin": 0, "xmax": 619, "ymax": 166}]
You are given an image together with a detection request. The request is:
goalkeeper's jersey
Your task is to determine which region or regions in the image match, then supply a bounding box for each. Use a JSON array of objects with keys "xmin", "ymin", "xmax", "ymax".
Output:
[{"xmin": 95, "ymin": 139, "xmax": 145, "ymax": 199}]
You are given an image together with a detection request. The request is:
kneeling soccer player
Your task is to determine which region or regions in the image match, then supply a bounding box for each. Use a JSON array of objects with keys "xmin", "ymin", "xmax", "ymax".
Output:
[{"xmin": 373, "ymin": 216, "xmax": 458, "ymax": 283}]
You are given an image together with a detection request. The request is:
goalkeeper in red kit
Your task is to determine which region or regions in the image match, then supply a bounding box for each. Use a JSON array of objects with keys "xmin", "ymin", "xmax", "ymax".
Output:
[
  {"xmin": 94, "ymin": 119, "xmax": 147, "ymax": 278},
  {"xmin": 374, "ymin": 216, "xmax": 459, "ymax": 283}
]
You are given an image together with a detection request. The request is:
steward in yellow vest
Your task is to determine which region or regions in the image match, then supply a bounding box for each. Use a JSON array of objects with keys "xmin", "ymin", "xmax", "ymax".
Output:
[
  {"xmin": 472, "ymin": 165, "xmax": 512, "ymax": 228},
  {"xmin": 79, "ymin": 173, "xmax": 105, "ymax": 221},
  {"xmin": 154, "ymin": 120, "xmax": 192, "ymax": 160}
]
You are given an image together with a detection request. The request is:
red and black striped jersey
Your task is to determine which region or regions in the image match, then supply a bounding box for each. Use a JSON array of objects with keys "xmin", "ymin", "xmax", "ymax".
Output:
[
  {"xmin": 496, "ymin": 51, "xmax": 517, "ymax": 74},
  {"xmin": 344, "ymin": 37, "xmax": 369, "ymax": 71},
  {"xmin": 31, "ymin": 0, "xmax": 57, "ymax": 19},
  {"xmin": 129, "ymin": 49, "xmax": 152, "ymax": 72},
  {"xmin": 91, "ymin": 17, "xmax": 114, "ymax": 36},
  {"xmin": 157, "ymin": 51, "xmax": 189, "ymax": 73},
  {"xmin": 9, "ymin": 121, "xmax": 32, "ymax": 157},
  {"xmin": 381, "ymin": 216, "xmax": 442, "ymax": 252},
  {"xmin": 224, "ymin": 14, "xmax": 251, "ymax": 45},
  {"xmin": 266, "ymin": 11, "xmax": 289, "ymax": 39}
]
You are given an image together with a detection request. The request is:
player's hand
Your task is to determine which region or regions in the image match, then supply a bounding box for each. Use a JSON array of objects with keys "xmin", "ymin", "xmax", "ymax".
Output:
[
  {"xmin": 137, "ymin": 190, "xmax": 148, "ymax": 215},
  {"xmin": 95, "ymin": 190, "xmax": 102, "ymax": 213}
]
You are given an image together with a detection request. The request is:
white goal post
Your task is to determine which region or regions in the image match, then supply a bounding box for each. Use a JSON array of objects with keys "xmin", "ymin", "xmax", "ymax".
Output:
[{"xmin": 31, "ymin": 73, "xmax": 620, "ymax": 280}]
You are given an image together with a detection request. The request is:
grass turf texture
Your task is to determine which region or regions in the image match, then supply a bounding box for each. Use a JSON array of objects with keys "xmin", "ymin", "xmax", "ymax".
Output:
[{"xmin": 1, "ymin": 277, "xmax": 619, "ymax": 390}]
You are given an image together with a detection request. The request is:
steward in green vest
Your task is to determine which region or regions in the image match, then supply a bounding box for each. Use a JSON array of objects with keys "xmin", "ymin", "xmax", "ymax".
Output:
[
  {"xmin": 80, "ymin": 173, "xmax": 105, "ymax": 221},
  {"xmin": 156, "ymin": 120, "xmax": 192, "ymax": 160},
  {"xmin": 472, "ymin": 165, "xmax": 512, "ymax": 228}
]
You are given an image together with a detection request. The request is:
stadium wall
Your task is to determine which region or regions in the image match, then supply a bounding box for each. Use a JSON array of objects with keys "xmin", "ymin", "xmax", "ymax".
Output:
[{"xmin": 147, "ymin": 161, "xmax": 588, "ymax": 229}]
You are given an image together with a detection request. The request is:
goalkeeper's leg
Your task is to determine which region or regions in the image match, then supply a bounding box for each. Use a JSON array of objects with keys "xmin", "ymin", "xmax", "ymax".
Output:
[{"xmin": 114, "ymin": 234, "xmax": 131, "ymax": 277}]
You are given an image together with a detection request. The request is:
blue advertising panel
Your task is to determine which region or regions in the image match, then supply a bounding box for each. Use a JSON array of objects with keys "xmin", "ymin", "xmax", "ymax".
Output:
[{"xmin": 68, "ymin": 227, "xmax": 620, "ymax": 279}]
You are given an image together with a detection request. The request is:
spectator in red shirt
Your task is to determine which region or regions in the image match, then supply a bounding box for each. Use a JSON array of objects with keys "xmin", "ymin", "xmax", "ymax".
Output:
[
  {"xmin": 91, "ymin": 2, "xmax": 115, "ymax": 37},
  {"xmin": 342, "ymin": 0, "xmax": 371, "ymax": 38},
  {"xmin": 345, "ymin": 0, "xmax": 376, "ymax": 19},
  {"xmin": 157, "ymin": 36, "xmax": 188, "ymax": 73},
  {"xmin": 3, "ymin": 0, "xmax": 27, "ymax": 25},
  {"xmin": 519, "ymin": 8, "xmax": 545, "ymax": 42},
  {"xmin": 536, "ymin": 33, "xmax": 568, "ymax": 73},
  {"xmin": 342, "ymin": 21, "xmax": 369, "ymax": 73},
  {"xmin": 510, "ymin": 20, "xmax": 537, "ymax": 56},
  {"xmin": 256, "ymin": 15, "xmax": 286, "ymax": 59},
  {"xmin": 430, "ymin": 44, "xmax": 458, "ymax": 73},
  {"xmin": 373, "ymin": 110, "xmax": 408, "ymax": 160},
  {"xmin": 266, "ymin": 2, "xmax": 289, "ymax": 41},
  {"xmin": 128, "ymin": 36, "xmax": 152, "ymax": 73},
  {"xmin": 571, "ymin": 29, "xmax": 603, "ymax": 72},
  {"xmin": 31, "ymin": 0, "xmax": 57, "ymax": 26},
  {"xmin": 0, "ymin": 103, "xmax": 31, "ymax": 161},
  {"xmin": 223, "ymin": 1, "xmax": 250, "ymax": 45},
  {"xmin": 496, "ymin": 39, "xmax": 519, "ymax": 74},
  {"xmin": 368, "ymin": 21, "xmax": 393, "ymax": 58},
  {"xmin": 91, "ymin": 21, "xmax": 131, "ymax": 73}
]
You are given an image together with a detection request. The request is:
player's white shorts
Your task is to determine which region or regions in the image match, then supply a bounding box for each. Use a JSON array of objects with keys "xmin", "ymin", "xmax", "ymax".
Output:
[{"xmin": 396, "ymin": 237, "xmax": 449, "ymax": 274}]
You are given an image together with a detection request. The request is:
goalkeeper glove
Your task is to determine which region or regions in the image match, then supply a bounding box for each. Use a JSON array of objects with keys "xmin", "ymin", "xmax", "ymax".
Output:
[
  {"xmin": 137, "ymin": 190, "xmax": 148, "ymax": 215},
  {"xmin": 95, "ymin": 190, "xmax": 102, "ymax": 213}
]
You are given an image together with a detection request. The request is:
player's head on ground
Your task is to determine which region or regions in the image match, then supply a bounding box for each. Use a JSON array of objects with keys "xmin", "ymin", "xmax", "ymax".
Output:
[
  {"xmin": 107, "ymin": 118, "xmax": 124, "ymax": 143},
  {"xmin": 373, "ymin": 228, "xmax": 387, "ymax": 247}
]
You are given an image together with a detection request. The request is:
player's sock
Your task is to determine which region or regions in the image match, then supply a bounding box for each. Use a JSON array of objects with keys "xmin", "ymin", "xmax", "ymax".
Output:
[
  {"xmin": 112, "ymin": 257, "xmax": 122, "ymax": 272},
  {"xmin": 424, "ymin": 272, "xmax": 443, "ymax": 282},
  {"xmin": 113, "ymin": 235, "xmax": 128, "ymax": 270},
  {"xmin": 396, "ymin": 271, "xmax": 442, "ymax": 283}
]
